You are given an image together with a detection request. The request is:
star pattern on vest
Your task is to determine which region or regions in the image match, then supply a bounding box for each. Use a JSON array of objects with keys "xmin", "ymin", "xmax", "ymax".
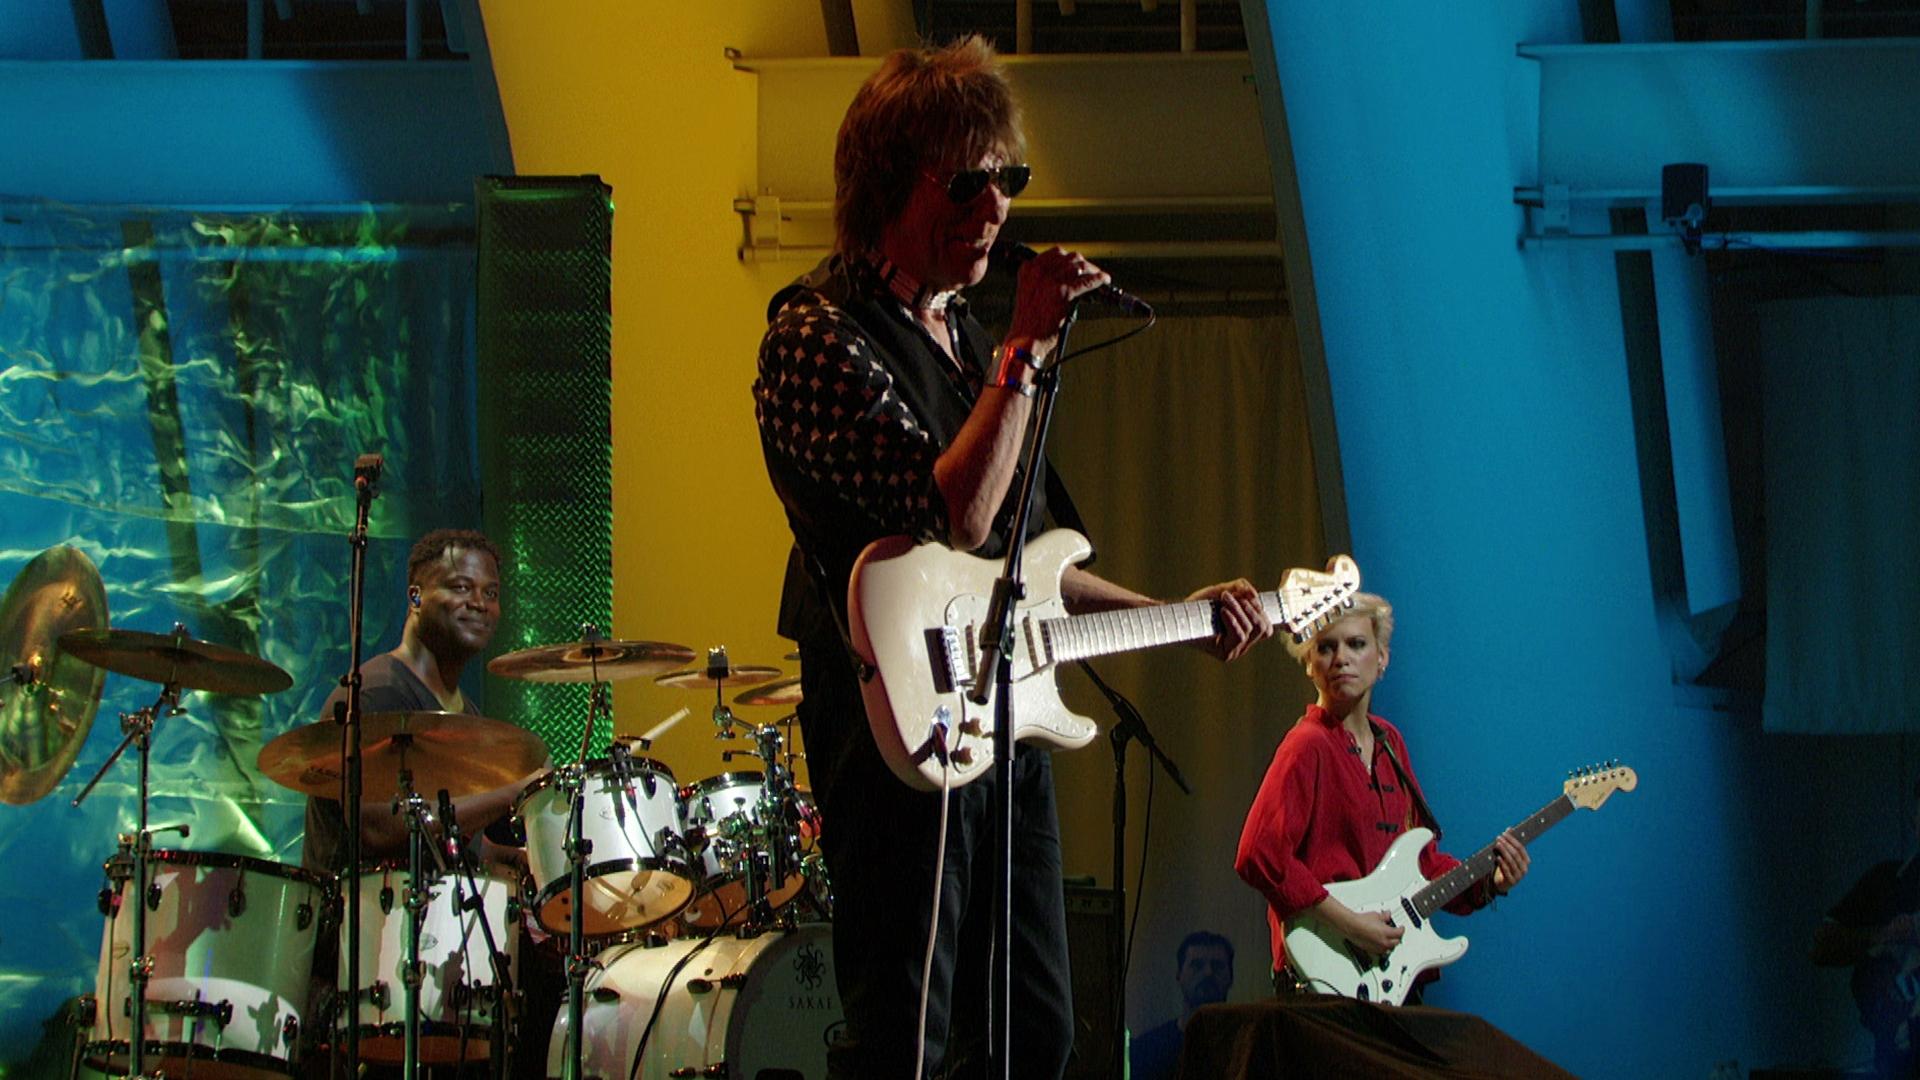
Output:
[{"xmin": 753, "ymin": 293, "xmax": 945, "ymax": 540}]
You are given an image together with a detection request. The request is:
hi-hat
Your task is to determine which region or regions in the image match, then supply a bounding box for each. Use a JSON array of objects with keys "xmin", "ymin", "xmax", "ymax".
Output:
[
  {"xmin": 488, "ymin": 638, "xmax": 696, "ymax": 684},
  {"xmin": 655, "ymin": 665, "xmax": 783, "ymax": 691},
  {"xmin": 734, "ymin": 676, "xmax": 802, "ymax": 707},
  {"xmin": 258, "ymin": 709, "xmax": 549, "ymax": 803},
  {"xmin": 60, "ymin": 626, "xmax": 291, "ymax": 696},
  {"xmin": 0, "ymin": 547, "xmax": 109, "ymax": 805}
]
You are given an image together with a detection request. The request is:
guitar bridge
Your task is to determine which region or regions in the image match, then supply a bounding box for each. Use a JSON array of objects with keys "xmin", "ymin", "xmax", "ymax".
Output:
[{"xmin": 925, "ymin": 627, "xmax": 968, "ymax": 693}]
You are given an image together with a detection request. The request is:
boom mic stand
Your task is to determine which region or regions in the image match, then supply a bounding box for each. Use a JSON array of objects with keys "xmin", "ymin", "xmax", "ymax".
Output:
[
  {"xmin": 339, "ymin": 451, "xmax": 381, "ymax": 1074},
  {"xmin": 968, "ymin": 306, "xmax": 1077, "ymax": 1080},
  {"xmin": 435, "ymin": 788, "xmax": 515, "ymax": 1079},
  {"xmin": 1079, "ymin": 659, "xmax": 1190, "ymax": 1079}
]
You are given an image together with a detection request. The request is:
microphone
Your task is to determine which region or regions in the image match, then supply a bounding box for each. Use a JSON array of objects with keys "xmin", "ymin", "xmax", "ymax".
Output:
[
  {"xmin": 437, "ymin": 787, "xmax": 462, "ymax": 860},
  {"xmin": 990, "ymin": 240, "xmax": 1154, "ymax": 318},
  {"xmin": 353, "ymin": 453, "xmax": 385, "ymax": 494}
]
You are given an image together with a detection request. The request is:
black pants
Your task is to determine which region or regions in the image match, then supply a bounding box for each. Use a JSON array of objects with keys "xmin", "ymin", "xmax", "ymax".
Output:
[{"xmin": 801, "ymin": 650, "xmax": 1074, "ymax": 1078}]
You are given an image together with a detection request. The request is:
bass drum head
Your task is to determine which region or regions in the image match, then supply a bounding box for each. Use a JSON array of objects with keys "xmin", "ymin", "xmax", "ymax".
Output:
[{"xmin": 549, "ymin": 923, "xmax": 840, "ymax": 1079}]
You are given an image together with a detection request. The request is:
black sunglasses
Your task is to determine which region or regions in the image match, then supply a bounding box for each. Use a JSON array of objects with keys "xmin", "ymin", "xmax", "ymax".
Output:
[{"xmin": 934, "ymin": 164, "xmax": 1032, "ymax": 203}]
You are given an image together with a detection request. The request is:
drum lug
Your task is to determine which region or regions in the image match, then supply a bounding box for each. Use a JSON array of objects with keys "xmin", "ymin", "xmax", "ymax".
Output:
[
  {"xmin": 282, "ymin": 1014, "xmax": 299, "ymax": 1047},
  {"xmin": 296, "ymin": 900, "xmax": 314, "ymax": 931},
  {"xmin": 145, "ymin": 883, "xmax": 162, "ymax": 911},
  {"xmin": 703, "ymin": 1064, "xmax": 729, "ymax": 1078},
  {"xmin": 228, "ymin": 884, "xmax": 247, "ymax": 918},
  {"xmin": 591, "ymin": 986, "xmax": 620, "ymax": 1003},
  {"xmin": 667, "ymin": 1068, "xmax": 698, "ymax": 1079},
  {"xmin": 718, "ymin": 973, "xmax": 748, "ymax": 990},
  {"xmin": 74, "ymin": 994, "xmax": 97, "ymax": 1027},
  {"xmin": 685, "ymin": 977, "xmax": 713, "ymax": 994},
  {"xmin": 380, "ymin": 883, "xmax": 395, "ymax": 914}
]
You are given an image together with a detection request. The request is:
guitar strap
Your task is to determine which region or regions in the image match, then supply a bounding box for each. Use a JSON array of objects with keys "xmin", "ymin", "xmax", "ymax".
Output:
[{"xmin": 1374, "ymin": 725, "xmax": 1442, "ymax": 841}]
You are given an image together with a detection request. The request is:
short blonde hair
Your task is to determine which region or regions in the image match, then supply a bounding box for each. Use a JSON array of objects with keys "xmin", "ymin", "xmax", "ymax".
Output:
[
  {"xmin": 832, "ymin": 35, "xmax": 1027, "ymax": 255},
  {"xmin": 1284, "ymin": 592, "xmax": 1394, "ymax": 665}
]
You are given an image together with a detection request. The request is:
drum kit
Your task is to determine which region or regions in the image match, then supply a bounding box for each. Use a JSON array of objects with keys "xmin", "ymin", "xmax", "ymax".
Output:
[{"xmin": 5, "ymin": 550, "xmax": 835, "ymax": 1079}]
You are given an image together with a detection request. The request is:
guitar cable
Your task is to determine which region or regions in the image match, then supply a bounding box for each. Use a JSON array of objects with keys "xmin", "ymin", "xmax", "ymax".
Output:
[{"xmin": 913, "ymin": 717, "xmax": 956, "ymax": 1080}]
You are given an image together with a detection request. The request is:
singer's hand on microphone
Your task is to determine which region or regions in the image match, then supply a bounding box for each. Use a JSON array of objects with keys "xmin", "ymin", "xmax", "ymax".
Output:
[{"xmin": 1006, "ymin": 246, "xmax": 1112, "ymax": 364}]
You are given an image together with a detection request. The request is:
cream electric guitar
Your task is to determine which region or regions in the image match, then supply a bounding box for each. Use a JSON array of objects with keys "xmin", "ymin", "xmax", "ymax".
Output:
[
  {"xmin": 1285, "ymin": 762, "xmax": 1637, "ymax": 1005},
  {"xmin": 847, "ymin": 529, "xmax": 1361, "ymax": 791}
]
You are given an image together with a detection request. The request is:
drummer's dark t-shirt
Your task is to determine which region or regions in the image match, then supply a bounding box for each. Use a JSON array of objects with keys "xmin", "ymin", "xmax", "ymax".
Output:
[{"xmin": 299, "ymin": 652, "xmax": 472, "ymax": 874}]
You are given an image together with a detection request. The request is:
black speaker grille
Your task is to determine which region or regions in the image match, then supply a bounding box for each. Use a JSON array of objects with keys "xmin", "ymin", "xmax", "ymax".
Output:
[{"xmin": 474, "ymin": 176, "xmax": 614, "ymax": 757}]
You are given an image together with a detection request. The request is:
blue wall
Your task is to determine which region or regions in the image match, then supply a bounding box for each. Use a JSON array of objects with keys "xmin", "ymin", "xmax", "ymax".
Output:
[{"xmin": 1250, "ymin": 2, "xmax": 1906, "ymax": 1074}]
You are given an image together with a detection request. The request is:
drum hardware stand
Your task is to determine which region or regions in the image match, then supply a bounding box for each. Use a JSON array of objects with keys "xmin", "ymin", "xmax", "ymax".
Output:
[
  {"xmin": 705, "ymin": 646, "xmax": 741, "ymax": 739},
  {"xmin": 968, "ymin": 305, "xmax": 1076, "ymax": 1080},
  {"xmin": 561, "ymin": 622, "xmax": 611, "ymax": 1080},
  {"xmin": 68, "ymin": 994, "xmax": 97, "ymax": 1080},
  {"xmin": 72, "ymin": 651, "xmax": 190, "ymax": 1080},
  {"xmin": 339, "ymin": 451, "xmax": 382, "ymax": 1075}
]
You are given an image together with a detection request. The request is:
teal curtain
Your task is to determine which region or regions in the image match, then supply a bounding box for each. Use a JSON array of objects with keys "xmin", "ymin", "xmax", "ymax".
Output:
[{"xmin": 0, "ymin": 197, "xmax": 481, "ymax": 1063}]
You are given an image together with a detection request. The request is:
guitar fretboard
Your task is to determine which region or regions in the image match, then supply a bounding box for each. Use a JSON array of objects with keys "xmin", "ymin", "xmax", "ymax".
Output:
[
  {"xmin": 1042, "ymin": 588, "xmax": 1343, "ymax": 664},
  {"xmin": 1411, "ymin": 794, "xmax": 1573, "ymax": 919}
]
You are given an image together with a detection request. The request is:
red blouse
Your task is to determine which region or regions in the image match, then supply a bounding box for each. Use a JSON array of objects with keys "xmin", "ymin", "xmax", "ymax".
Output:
[{"xmin": 1234, "ymin": 704, "xmax": 1490, "ymax": 971}]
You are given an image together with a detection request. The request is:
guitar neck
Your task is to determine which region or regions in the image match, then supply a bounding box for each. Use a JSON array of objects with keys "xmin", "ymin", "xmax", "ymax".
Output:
[
  {"xmin": 1411, "ymin": 794, "xmax": 1574, "ymax": 918},
  {"xmin": 1041, "ymin": 591, "xmax": 1286, "ymax": 664}
]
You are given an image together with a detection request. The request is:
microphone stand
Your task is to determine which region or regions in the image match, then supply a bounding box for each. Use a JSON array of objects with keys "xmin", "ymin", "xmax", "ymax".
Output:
[
  {"xmin": 1079, "ymin": 660, "xmax": 1190, "ymax": 1079},
  {"xmin": 969, "ymin": 306, "xmax": 1076, "ymax": 1080},
  {"xmin": 340, "ymin": 453, "xmax": 380, "ymax": 1075}
]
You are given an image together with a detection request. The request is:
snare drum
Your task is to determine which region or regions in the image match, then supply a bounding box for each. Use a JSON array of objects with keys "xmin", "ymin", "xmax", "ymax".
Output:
[
  {"xmin": 337, "ymin": 862, "xmax": 521, "ymax": 1064},
  {"xmin": 89, "ymin": 850, "xmax": 329, "ymax": 1080},
  {"xmin": 678, "ymin": 771, "xmax": 806, "ymax": 930},
  {"xmin": 515, "ymin": 757, "xmax": 695, "ymax": 936},
  {"xmin": 547, "ymin": 923, "xmax": 840, "ymax": 1080}
]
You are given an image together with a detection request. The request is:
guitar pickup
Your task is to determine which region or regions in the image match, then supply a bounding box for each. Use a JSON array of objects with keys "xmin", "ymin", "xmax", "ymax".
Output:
[{"xmin": 925, "ymin": 626, "xmax": 969, "ymax": 693}]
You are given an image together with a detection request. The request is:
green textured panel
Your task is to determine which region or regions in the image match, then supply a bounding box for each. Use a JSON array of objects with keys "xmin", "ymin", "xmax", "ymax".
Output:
[{"xmin": 474, "ymin": 177, "xmax": 614, "ymax": 760}]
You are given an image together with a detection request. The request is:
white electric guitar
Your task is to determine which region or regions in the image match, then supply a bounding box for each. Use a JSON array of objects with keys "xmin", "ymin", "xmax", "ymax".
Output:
[
  {"xmin": 847, "ymin": 528, "xmax": 1361, "ymax": 791},
  {"xmin": 1285, "ymin": 762, "xmax": 1637, "ymax": 1005}
]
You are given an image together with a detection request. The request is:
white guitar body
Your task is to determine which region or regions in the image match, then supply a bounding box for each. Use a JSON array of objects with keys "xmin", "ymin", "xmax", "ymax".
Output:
[
  {"xmin": 848, "ymin": 530, "xmax": 1097, "ymax": 791},
  {"xmin": 1283, "ymin": 828, "xmax": 1465, "ymax": 1005}
]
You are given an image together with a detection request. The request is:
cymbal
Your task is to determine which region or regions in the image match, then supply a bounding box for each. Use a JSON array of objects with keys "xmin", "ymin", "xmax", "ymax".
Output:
[
  {"xmin": 0, "ymin": 547, "xmax": 109, "ymax": 805},
  {"xmin": 655, "ymin": 665, "xmax": 783, "ymax": 691},
  {"xmin": 487, "ymin": 638, "xmax": 696, "ymax": 684},
  {"xmin": 59, "ymin": 627, "xmax": 292, "ymax": 696},
  {"xmin": 734, "ymin": 676, "xmax": 802, "ymax": 707},
  {"xmin": 258, "ymin": 709, "xmax": 550, "ymax": 803}
]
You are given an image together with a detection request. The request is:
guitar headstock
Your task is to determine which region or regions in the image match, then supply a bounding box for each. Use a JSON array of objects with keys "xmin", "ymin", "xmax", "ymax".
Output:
[
  {"xmin": 1275, "ymin": 555, "xmax": 1362, "ymax": 643},
  {"xmin": 1564, "ymin": 760, "xmax": 1637, "ymax": 810}
]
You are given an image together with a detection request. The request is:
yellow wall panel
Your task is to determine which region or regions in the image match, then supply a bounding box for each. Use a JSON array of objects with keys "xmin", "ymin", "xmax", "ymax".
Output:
[{"xmin": 478, "ymin": 2, "xmax": 830, "ymax": 783}]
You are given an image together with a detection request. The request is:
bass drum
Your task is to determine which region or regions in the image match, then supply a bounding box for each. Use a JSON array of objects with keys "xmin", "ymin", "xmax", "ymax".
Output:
[
  {"xmin": 547, "ymin": 924, "xmax": 840, "ymax": 1079},
  {"xmin": 89, "ymin": 850, "xmax": 328, "ymax": 1080}
]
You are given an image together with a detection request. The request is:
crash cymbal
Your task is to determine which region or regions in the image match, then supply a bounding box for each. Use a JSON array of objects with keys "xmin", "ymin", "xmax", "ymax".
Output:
[
  {"xmin": 0, "ymin": 547, "xmax": 109, "ymax": 805},
  {"xmin": 734, "ymin": 676, "xmax": 802, "ymax": 707},
  {"xmin": 258, "ymin": 709, "xmax": 550, "ymax": 803},
  {"xmin": 487, "ymin": 638, "xmax": 696, "ymax": 684},
  {"xmin": 59, "ymin": 626, "xmax": 292, "ymax": 696},
  {"xmin": 655, "ymin": 665, "xmax": 783, "ymax": 691}
]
